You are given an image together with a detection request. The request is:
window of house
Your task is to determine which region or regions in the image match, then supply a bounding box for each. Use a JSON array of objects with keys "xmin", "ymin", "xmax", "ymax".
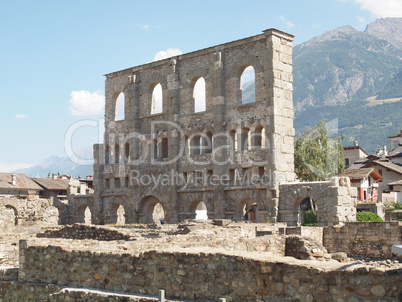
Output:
[{"xmin": 345, "ymin": 158, "xmax": 350, "ymax": 168}]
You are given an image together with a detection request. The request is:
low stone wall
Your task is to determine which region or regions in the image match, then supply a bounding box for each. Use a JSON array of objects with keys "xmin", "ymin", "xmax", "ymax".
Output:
[
  {"xmin": 37, "ymin": 224, "xmax": 132, "ymax": 241},
  {"xmin": 323, "ymin": 222, "xmax": 402, "ymax": 258},
  {"xmin": 19, "ymin": 240, "xmax": 402, "ymax": 301}
]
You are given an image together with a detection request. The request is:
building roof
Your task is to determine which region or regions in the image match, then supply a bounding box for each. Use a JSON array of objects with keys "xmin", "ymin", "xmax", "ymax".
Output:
[
  {"xmin": 0, "ymin": 173, "xmax": 42, "ymax": 190},
  {"xmin": 388, "ymin": 180, "xmax": 402, "ymax": 186},
  {"xmin": 343, "ymin": 145, "xmax": 369, "ymax": 156},
  {"xmin": 370, "ymin": 159, "xmax": 402, "ymax": 176},
  {"xmin": 339, "ymin": 167, "xmax": 383, "ymax": 181},
  {"xmin": 31, "ymin": 178, "xmax": 69, "ymax": 190},
  {"xmin": 387, "ymin": 145, "xmax": 402, "ymax": 158},
  {"xmin": 389, "ymin": 130, "xmax": 402, "ymax": 138}
]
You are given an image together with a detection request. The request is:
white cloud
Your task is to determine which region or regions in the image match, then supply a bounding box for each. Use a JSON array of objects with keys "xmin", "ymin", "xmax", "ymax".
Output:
[
  {"xmin": 141, "ymin": 24, "xmax": 149, "ymax": 30},
  {"xmin": 0, "ymin": 161, "xmax": 33, "ymax": 172},
  {"xmin": 15, "ymin": 114, "xmax": 29, "ymax": 119},
  {"xmin": 279, "ymin": 15, "xmax": 295, "ymax": 28},
  {"xmin": 353, "ymin": 0, "xmax": 402, "ymax": 17},
  {"xmin": 69, "ymin": 90, "xmax": 104, "ymax": 116},
  {"xmin": 153, "ymin": 48, "xmax": 183, "ymax": 62}
]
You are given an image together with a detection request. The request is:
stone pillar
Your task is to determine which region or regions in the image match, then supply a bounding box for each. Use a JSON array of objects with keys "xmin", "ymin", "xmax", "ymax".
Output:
[
  {"xmin": 167, "ymin": 57, "xmax": 180, "ymax": 223},
  {"xmin": 211, "ymin": 50, "xmax": 228, "ymax": 219},
  {"xmin": 93, "ymin": 143, "xmax": 104, "ymax": 224},
  {"xmin": 263, "ymin": 29, "xmax": 296, "ymax": 222}
]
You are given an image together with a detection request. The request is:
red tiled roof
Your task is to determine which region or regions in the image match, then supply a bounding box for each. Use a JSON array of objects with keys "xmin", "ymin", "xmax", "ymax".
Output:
[
  {"xmin": 0, "ymin": 173, "xmax": 42, "ymax": 190},
  {"xmin": 31, "ymin": 178, "xmax": 69, "ymax": 190}
]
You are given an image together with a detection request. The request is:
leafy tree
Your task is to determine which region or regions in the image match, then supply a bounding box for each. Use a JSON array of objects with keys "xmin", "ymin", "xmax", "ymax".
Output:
[
  {"xmin": 295, "ymin": 119, "xmax": 344, "ymax": 181},
  {"xmin": 356, "ymin": 211, "xmax": 384, "ymax": 222}
]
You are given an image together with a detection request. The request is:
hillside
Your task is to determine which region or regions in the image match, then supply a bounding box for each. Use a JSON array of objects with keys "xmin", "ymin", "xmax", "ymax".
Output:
[{"xmin": 293, "ymin": 22, "xmax": 402, "ymax": 111}]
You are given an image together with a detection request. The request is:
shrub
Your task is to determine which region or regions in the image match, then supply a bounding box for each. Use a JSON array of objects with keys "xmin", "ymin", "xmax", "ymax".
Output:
[
  {"xmin": 356, "ymin": 211, "xmax": 383, "ymax": 222},
  {"xmin": 384, "ymin": 202, "xmax": 402, "ymax": 212},
  {"xmin": 302, "ymin": 210, "xmax": 317, "ymax": 226}
]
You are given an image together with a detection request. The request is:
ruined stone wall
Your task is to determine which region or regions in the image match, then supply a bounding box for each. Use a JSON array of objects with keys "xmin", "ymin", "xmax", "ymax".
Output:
[
  {"xmin": 19, "ymin": 241, "xmax": 402, "ymax": 301},
  {"xmin": 323, "ymin": 222, "xmax": 402, "ymax": 258},
  {"xmin": 0, "ymin": 197, "xmax": 59, "ymax": 230},
  {"xmin": 92, "ymin": 28, "xmax": 296, "ymax": 226},
  {"xmin": 278, "ymin": 177, "xmax": 357, "ymax": 226},
  {"xmin": 37, "ymin": 224, "xmax": 132, "ymax": 241}
]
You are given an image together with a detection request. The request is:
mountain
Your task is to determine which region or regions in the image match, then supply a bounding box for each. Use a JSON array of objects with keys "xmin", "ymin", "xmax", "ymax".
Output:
[
  {"xmin": 14, "ymin": 147, "xmax": 94, "ymax": 177},
  {"xmin": 241, "ymin": 18, "xmax": 402, "ymax": 154},
  {"xmin": 377, "ymin": 71, "xmax": 402, "ymax": 99},
  {"xmin": 365, "ymin": 18, "xmax": 402, "ymax": 50},
  {"xmin": 293, "ymin": 21, "xmax": 402, "ymax": 111}
]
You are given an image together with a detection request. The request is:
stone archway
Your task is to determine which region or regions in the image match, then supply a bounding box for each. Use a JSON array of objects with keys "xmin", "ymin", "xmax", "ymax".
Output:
[
  {"xmin": 190, "ymin": 201, "xmax": 208, "ymax": 220},
  {"xmin": 137, "ymin": 195, "xmax": 166, "ymax": 224},
  {"xmin": 77, "ymin": 205, "xmax": 92, "ymax": 225},
  {"xmin": 104, "ymin": 203, "xmax": 127, "ymax": 225},
  {"xmin": 237, "ymin": 199, "xmax": 259, "ymax": 222},
  {"xmin": 0, "ymin": 205, "xmax": 18, "ymax": 226},
  {"xmin": 298, "ymin": 197, "xmax": 317, "ymax": 225}
]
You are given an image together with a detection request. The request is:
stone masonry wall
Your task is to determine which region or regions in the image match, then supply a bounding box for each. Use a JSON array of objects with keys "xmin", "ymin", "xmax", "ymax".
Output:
[
  {"xmin": 19, "ymin": 240, "xmax": 402, "ymax": 301},
  {"xmin": 37, "ymin": 224, "xmax": 132, "ymax": 241},
  {"xmin": 323, "ymin": 222, "xmax": 402, "ymax": 258}
]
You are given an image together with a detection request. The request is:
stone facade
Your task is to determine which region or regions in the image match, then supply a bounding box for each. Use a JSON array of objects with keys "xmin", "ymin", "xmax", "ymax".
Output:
[{"xmin": 91, "ymin": 28, "xmax": 296, "ymax": 225}]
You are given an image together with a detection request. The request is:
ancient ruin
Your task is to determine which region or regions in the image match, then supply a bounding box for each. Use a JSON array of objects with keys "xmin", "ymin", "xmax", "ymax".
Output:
[
  {"xmin": 84, "ymin": 28, "xmax": 355, "ymax": 227},
  {"xmin": 0, "ymin": 28, "xmax": 400, "ymax": 301}
]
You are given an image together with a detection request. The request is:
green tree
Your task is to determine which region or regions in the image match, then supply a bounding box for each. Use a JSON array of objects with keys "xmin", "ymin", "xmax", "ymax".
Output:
[{"xmin": 295, "ymin": 119, "xmax": 344, "ymax": 181}]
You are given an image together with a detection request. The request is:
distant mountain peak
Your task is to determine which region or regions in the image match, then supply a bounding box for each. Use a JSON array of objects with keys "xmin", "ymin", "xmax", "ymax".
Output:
[{"xmin": 365, "ymin": 17, "xmax": 402, "ymax": 50}]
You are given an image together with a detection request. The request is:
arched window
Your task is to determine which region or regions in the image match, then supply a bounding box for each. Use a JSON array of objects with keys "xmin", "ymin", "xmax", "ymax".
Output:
[
  {"xmin": 194, "ymin": 77, "xmax": 206, "ymax": 113},
  {"xmin": 153, "ymin": 139, "xmax": 159, "ymax": 160},
  {"xmin": 105, "ymin": 145, "xmax": 110, "ymax": 165},
  {"xmin": 240, "ymin": 66, "xmax": 255, "ymax": 104},
  {"xmin": 254, "ymin": 126, "xmax": 266, "ymax": 149},
  {"xmin": 124, "ymin": 143, "xmax": 130, "ymax": 163},
  {"xmin": 201, "ymin": 131, "xmax": 213, "ymax": 154},
  {"xmin": 115, "ymin": 144, "xmax": 120, "ymax": 163},
  {"xmin": 229, "ymin": 130, "xmax": 238, "ymax": 152},
  {"xmin": 241, "ymin": 128, "xmax": 250, "ymax": 151},
  {"xmin": 190, "ymin": 135, "xmax": 201, "ymax": 155},
  {"xmin": 115, "ymin": 92, "xmax": 125, "ymax": 121},
  {"xmin": 161, "ymin": 138, "xmax": 168, "ymax": 159},
  {"xmin": 151, "ymin": 83, "xmax": 163, "ymax": 114}
]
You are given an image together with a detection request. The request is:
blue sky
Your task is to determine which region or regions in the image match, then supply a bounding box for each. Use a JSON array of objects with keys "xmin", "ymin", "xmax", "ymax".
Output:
[{"xmin": 0, "ymin": 0, "xmax": 401, "ymax": 172}]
